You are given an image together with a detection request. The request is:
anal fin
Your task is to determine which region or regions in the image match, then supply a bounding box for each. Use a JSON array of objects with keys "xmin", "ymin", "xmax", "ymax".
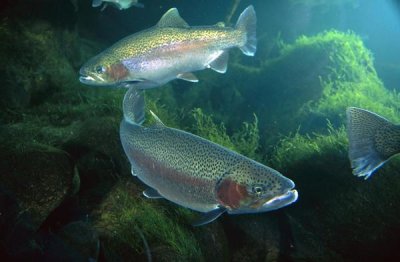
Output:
[
  {"xmin": 177, "ymin": 72, "xmax": 199, "ymax": 83},
  {"xmin": 192, "ymin": 207, "xmax": 226, "ymax": 226},
  {"xmin": 143, "ymin": 188, "xmax": 163, "ymax": 199},
  {"xmin": 209, "ymin": 51, "xmax": 229, "ymax": 73}
]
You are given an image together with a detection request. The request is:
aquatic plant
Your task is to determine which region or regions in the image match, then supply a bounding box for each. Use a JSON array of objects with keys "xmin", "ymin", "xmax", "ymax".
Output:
[
  {"xmin": 231, "ymin": 114, "xmax": 260, "ymax": 160},
  {"xmin": 270, "ymin": 121, "xmax": 348, "ymax": 171},
  {"xmin": 190, "ymin": 108, "xmax": 236, "ymax": 150},
  {"xmin": 94, "ymin": 181, "xmax": 203, "ymax": 261},
  {"xmin": 145, "ymin": 86, "xmax": 182, "ymax": 128},
  {"xmin": 188, "ymin": 108, "xmax": 260, "ymax": 159},
  {"xmin": 280, "ymin": 30, "xmax": 400, "ymax": 124}
]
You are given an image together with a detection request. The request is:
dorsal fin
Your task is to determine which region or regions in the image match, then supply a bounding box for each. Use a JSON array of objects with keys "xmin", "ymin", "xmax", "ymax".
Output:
[
  {"xmin": 149, "ymin": 110, "xmax": 165, "ymax": 127},
  {"xmin": 156, "ymin": 8, "xmax": 189, "ymax": 28}
]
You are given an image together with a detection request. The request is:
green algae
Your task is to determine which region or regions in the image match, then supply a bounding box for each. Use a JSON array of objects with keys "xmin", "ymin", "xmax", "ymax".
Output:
[
  {"xmin": 190, "ymin": 108, "xmax": 236, "ymax": 150},
  {"xmin": 281, "ymin": 30, "xmax": 400, "ymax": 123},
  {"xmin": 95, "ymin": 181, "xmax": 203, "ymax": 261},
  {"xmin": 188, "ymin": 108, "xmax": 260, "ymax": 159},
  {"xmin": 270, "ymin": 121, "xmax": 348, "ymax": 171}
]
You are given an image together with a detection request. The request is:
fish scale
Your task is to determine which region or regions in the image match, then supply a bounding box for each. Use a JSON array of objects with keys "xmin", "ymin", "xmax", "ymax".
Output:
[
  {"xmin": 79, "ymin": 6, "xmax": 257, "ymax": 89},
  {"xmin": 101, "ymin": 27, "xmax": 242, "ymax": 59},
  {"xmin": 81, "ymin": 5, "xmax": 298, "ymax": 225},
  {"xmin": 119, "ymin": 87, "xmax": 298, "ymax": 225},
  {"xmin": 347, "ymin": 107, "xmax": 400, "ymax": 179}
]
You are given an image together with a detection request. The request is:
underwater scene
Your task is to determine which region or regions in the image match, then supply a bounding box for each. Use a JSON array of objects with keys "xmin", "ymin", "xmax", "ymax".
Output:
[{"xmin": 1, "ymin": 0, "xmax": 400, "ymax": 261}]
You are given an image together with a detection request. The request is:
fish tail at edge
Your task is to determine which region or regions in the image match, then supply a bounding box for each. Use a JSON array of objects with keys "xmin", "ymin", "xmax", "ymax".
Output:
[
  {"xmin": 235, "ymin": 5, "xmax": 257, "ymax": 56},
  {"xmin": 346, "ymin": 107, "xmax": 400, "ymax": 179}
]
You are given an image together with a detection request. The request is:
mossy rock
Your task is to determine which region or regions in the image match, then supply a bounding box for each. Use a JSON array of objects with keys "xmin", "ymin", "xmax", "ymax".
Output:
[
  {"xmin": 57, "ymin": 221, "xmax": 100, "ymax": 260},
  {"xmin": 224, "ymin": 214, "xmax": 282, "ymax": 262},
  {"xmin": 92, "ymin": 180, "xmax": 228, "ymax": 261},
  {"xmin": 0, "ymin": 142, "xmax": 74, "ymax": 230}
]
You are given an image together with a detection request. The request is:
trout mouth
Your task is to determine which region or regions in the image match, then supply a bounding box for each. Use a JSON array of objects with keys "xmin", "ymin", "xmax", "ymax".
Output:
[
  {"xmin": 228, "ymin": 182, "xmax": 299, "ymax": 214},
  {"xmin": 244, "ymin": 188, "xmax": 298, "ymax": 212},
  {"xmin": 261, "ymin": 189, "xmax": 298, "ymax": 210},
  {"xmin": 79, "ymin": 65, "xmax": 111, "ymax": 86},
  {"xmin": 79, "ymin": 73, "xmax": 108, "ymax": 86}
]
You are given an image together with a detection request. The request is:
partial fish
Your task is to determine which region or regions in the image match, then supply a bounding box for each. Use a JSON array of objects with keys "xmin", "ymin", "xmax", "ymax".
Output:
[
  {"xmin": 120, "ymin": 87, "xmax": 298, "ymax": 226},
  {"xmin": 346, "ymin": 107, "xmax": 400, "ymax": 179},
  {"xmin": 79, "ymin": 6, "xmax": 256, "ymax": 89},
  {"xmin": 92, "ymin": 0, "xmax": 144, "ymax": 11}
]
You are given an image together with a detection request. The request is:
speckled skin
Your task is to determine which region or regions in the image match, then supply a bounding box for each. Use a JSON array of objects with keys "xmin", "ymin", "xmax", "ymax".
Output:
[
  {"xmin": 79, "ymin": 9, "xmax": 248, "ymax": 88},
  {"xmin": 120, "ymin": 90, "xmax": 296, "ymax": 214},
  {"xmin": 347, "ymin": 107, "xmax": 400, "ymax": 178}
]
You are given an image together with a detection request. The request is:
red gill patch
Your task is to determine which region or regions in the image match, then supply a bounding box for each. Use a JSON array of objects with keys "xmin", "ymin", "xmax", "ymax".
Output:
[
  {"xmin": 107, "ymin": 63, "xmax": 129, "ymax": 81},
  {"xmin": 216, "ymin": 179, "xmax": 248, "ymax": 209}
]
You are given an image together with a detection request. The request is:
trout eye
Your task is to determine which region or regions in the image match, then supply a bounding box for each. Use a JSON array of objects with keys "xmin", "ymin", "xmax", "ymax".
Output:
[
  {"xmin": 95, "ymin": 65, "xmax": 106, "ymax": 74},
  {"xmin": 252, "ymin": 185, "xmax": 265, "ymax": 196}
]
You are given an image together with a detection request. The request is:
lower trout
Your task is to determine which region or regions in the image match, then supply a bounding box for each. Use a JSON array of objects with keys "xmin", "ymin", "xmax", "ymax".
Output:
[{"xmin": 120, "ymin": 87, "xmax": 298, "ymax": 225}]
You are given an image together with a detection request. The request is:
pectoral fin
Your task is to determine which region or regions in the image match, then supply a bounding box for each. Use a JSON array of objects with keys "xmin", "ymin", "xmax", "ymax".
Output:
[
  {"xmin": 192, "ymin": 207, "xmax": 226, "ymax": 226},
  {"xmin": 177, "ymin": 72, "xmax": 199, "ymax": 82},
  {"xmin": 143, "ymin": 188, "xmax": 163, "ymax": 199},
  {"xmin": 131, "ymin": 166, "xmax": 137, "ymax": 176},
  {"xmin": 120, "ymin": 79, "xmax": 159, "ymax": 89},
  {"xmin": 209, "ymin": 51, "xmax": 229, "ymax": 73}
]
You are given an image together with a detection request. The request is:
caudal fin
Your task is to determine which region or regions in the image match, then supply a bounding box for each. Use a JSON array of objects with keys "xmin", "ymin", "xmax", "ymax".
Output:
[
  {"xmin": 92, "ymin": 0, "xmax": 102, "ymax": 7},
  {"xmin": 235, "ymin": 5, "xmax": 257, "ymax": 56},
  {"xmin": 346, "ymin": 107, "xmax": 400, "ymax": 179},
  {"xmin": 123, "ymin": 86, "xmax": 145, "ymax": 125}
]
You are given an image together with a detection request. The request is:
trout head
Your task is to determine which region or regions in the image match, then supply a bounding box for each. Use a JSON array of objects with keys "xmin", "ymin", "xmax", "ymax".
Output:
[
  {"xmin": 79, "ymin": 51, "xmax": 131, "ymax": 87},
  {"xmin": 216, "ymin": 161, "xmax": 298, "ymax": 214}
]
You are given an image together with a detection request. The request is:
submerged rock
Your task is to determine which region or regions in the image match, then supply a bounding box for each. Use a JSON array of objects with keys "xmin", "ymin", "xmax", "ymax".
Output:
[
  {"xmin": 0, "ymin": 140, "xmax": 75, "ymax": 258},
  {"xmin": 58, "ymin": 221, "xmax": 100, "ymax": 261},
  {"xmin": 34, "ymin": 221, "xmax": 99, "ymax": 262},
  {"xmin": 0, "ymin": 144, "xmax": 74, "ymax": 230}
]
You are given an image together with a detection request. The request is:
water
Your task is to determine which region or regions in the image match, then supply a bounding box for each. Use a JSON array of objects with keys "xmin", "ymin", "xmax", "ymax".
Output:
[{"xmin": 0, "ymin": 0, "xmax": 399, "ymax": 261}]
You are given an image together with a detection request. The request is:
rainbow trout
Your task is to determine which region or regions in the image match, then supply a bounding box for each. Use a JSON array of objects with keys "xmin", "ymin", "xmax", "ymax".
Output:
[
  {"xmin": 347, "ymin": 107, "xmax": 400, "ymax": 179},
  {"xmin": 120, "ymin": 87, "xmax": 298, "ymax": 225},
  {"xmin": 79, "ymin": 6, "xmax": 257, "ymax": 89}
]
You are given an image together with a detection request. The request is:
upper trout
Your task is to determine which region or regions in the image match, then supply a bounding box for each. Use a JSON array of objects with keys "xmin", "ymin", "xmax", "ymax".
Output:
[
  {"xmin": 79, "ymin": 6, "xmax": 257, "ymax": 89},
  {"xmin": 120, "ymin": 87, "xmax": 298, "ymax": 225}
]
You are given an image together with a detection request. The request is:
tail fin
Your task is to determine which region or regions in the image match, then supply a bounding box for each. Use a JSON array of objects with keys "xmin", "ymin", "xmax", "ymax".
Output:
[
  {"xmin": 235, "ymin": 5, "xmax": 257, "ymax": 56},
  {"xmin": 92, "ymin": 0, "xmax": 102, "ymax": 7},
  {"xmin": 123, "ymin": 86, "xmax": 145, "ymax": 125},
  {"xmin": 346, "ymin": 107, "xmax": 400, "ymax": 179}
]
